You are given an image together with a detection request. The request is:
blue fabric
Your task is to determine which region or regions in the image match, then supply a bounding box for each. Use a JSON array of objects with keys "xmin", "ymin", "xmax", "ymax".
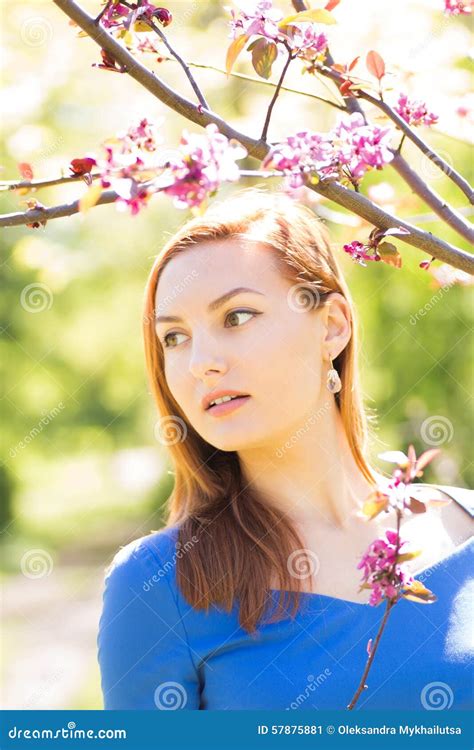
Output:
[{"xmin": 97, "ymin": 524, "xmax": 473, "ymax": 710}]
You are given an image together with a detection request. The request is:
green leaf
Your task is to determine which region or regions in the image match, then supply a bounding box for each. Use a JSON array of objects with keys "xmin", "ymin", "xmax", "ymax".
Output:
[
  {"xmin": 279, "ymin": 9, "xmax": 337, "ymax": 26},
  {"xmin": 251, "ymin": 38, "xmax": 278, "ymax": 80},
  {"xmin": 226, "ymin": 34, "xmax": 249, "ymax": 76}
]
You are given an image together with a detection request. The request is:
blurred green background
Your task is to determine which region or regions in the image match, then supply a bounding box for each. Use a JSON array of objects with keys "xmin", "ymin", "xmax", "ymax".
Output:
[{"xmin": 1, "ymin": 0, "xmax": 472, "ymax": 709}]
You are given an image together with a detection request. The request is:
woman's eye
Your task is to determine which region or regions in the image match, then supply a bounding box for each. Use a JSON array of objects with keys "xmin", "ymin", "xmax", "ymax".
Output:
[
  {"xmin": 162, "ymin": 331, "xmax": 189, "ymax": 349},
  {"xmin": 225, "ymin": 309, "xmax": 257, "ymax": 328},
  {"xmin": 161, "ymin": 310, "xmax": 258, "ymax": 349}
]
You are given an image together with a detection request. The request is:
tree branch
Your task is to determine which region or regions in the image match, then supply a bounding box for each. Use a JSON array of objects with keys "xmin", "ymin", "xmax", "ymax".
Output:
[
  {"xmin": 8, "ymin": 0, "xmax": 469, "ymax": 274},
  {"xmin": 261, "ymin": 46, "xmax": 294, "ymax": 140},
  {"xmin": 318, "ymin": 64, "xmax": 474, "ymax": 205},
  {"xmin": 390, "ymin": 154, "xmax": 474, "ymax": 244},
  {"xmin": 291, "ymin": 7, "xmax": 474, "ymax": 244},
  {"xmin": 0, "ymin": 173, "xmax": 101, "ymax": 191},
  {"xmin": 308, "ymin": 177, "xmax": 473, "ymax": 273},
  {"xmin": 51, "ymin": 0, "xmax": 264, "ymax": 154},
  {"xmin": 145, "ymin": 19, "xmax": 209, "ymax": 110}
]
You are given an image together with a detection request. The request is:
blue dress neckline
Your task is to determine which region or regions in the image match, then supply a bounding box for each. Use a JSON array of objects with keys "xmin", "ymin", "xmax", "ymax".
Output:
[{"xmin": 268, "ymin": 534, "xmax": 474, "ymax": 608}]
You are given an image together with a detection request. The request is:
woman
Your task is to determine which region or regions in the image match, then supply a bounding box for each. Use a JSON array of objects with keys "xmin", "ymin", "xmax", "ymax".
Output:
[{"xmin": 97, "ymin": 189, "xmax": 473, "ymax": 711}]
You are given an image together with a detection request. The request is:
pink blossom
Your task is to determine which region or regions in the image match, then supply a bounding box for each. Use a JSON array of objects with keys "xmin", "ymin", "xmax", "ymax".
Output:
[
  {"xmin": 357, "ymin": 529, "xmax": 415, "ymax": 606},
  {"xmin": 395, "ymin": 93, "xmax": 439, "ymax": 127},
  {"xmin": 343, "ymin": 240, "xmax": 381, "ymax": 266},
  {"xmin": 444, "ymin": 0, "xmax": 472, "ymax": 15},
  {"xmin": 100, "ymin": 2, "xmax": 130, "ymax": 30},
  {"xmin": 162, "ymin": 124, "xmax": 247, "ymax": 208},
  {"xmin": 332, "ymin": 112, "xmax": 394, "ymax": 178},
  {"xmin": 227, "ymin": 0, "xmax": 284, "ymax": 41},
  {"xmin": 283, "ymin": 23, "xmax": 328, "ymax": 58},
  {"xmin": 264, "ymin": 113, "xmax": 394, "ymax": 187},
  {"xmin": 262, "ymin": 130, "xmax": 336, "ymax": 187}
]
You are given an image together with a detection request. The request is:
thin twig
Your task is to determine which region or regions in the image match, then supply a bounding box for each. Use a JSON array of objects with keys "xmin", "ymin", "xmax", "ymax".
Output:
[
  {"xmin": 145, "ymin": 20, "xmax": 209, "ymax": 110},
  {"xmin": 261, "ymin": 47, "xmax": 294, "ymax": 141},
  {"xmin": 169, "ymin": 58, "xmax": 346, "ymax": 111},
  {"xmin": 347, "ymin": 509, "xmax": 402, "ymax": 710},
  {"xmin": 0, "ymin": 173, "xmax": 102, "ymax": 191}
]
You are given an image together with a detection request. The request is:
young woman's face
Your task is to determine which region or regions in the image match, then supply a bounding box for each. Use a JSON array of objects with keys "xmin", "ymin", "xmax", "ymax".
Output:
[{"xmin": 154, "ymin": 237, "xmax": 332, "ymax": 453}]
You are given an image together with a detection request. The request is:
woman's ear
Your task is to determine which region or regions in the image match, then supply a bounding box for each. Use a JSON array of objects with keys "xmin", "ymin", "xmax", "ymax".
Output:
[{"xmin": 320, "ymin": 292, "xmax": 352, "ymax": 362}]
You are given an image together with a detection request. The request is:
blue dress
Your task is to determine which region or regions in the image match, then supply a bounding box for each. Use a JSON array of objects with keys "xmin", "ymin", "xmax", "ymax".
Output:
[{"xmin": 97, "ymin": 485, "xmax": 473, "ymax": 710}]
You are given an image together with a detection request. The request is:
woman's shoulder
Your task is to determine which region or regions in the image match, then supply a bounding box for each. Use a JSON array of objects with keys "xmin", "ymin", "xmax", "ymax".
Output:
[{"xmin": 103, "ymin": 523, "xmax": 183, "ymax": 591}]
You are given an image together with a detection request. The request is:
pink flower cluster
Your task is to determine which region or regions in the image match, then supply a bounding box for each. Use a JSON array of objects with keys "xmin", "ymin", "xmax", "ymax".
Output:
[
  {"xmin": 395, "ymin": 93, "xmax": 439, "ymax": 127},
  {"xmin": 227, "ymin": 1, "xmax": 328, "ymax": 59},
  {"xmin": 444, "ymin": 0, "xmax": 472, "ymax": 15},
  {"xmin": 357, "ymin": 529, "xmax": 415, "ymax": 606},
  {"xmin": 343, "ymin": 240, "xmax": 381, "ymax": 266},
  {"xmin": 228, "ymin": 0, "xmax": 284, "ymax": 41},
  {"xmin": 70, "ymin": 121, "xmax": 248, "ymax": 214},
  {"xmin": 162, "ymin": 124, "xmax": 247, "ymax": 208},
  {"xmin": 263, "ymin": 112, "xmax": 394, "ymax": 188},
  {"xmin": 286, "ymin": 24, "xmax": 328, "ymax": 58},
  {"xmin": 100, "ymin": 1, "xmax": 172, "ymax": 31}
]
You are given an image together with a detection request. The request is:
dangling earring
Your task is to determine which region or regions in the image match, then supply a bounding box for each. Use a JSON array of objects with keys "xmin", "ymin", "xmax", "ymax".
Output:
[{"xmin": 326, "ymin": 356, "xmax": 342, "ymax": 394}]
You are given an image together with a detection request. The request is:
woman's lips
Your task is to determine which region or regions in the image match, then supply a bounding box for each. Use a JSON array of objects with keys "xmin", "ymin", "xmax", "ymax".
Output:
[{"xmin": 206, "ymin": 395, "xmax": 251, "ymax": 417}]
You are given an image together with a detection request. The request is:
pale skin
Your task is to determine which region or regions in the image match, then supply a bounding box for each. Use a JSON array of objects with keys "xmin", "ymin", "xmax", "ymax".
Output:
[{"xmin": 155, "ymin": 237, "xmax": 472, "ymax": 603}]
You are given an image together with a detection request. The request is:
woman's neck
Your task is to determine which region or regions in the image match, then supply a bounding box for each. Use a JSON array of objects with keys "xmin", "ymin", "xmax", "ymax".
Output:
[{"xmin": 237, "ymin": 396, "xmax": 378, "ymax": 533}]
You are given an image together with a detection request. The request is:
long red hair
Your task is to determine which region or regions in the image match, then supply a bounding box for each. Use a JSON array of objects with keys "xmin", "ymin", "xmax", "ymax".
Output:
[{"xmin": 143, "ymin": 188, "xmax": 378, "ymax": 633}]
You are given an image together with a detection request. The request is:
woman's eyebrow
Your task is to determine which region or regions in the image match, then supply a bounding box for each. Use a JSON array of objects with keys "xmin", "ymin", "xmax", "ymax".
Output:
[{"xmin": 155, "ymin": 287, "xmax": 265, "ymax": 324}]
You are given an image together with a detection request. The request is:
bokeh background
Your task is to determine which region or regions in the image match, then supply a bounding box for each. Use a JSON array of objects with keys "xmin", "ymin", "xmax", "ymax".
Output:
[{"xmin": 1, "ymin": 0, "xmax": 472, "ymax": 709}]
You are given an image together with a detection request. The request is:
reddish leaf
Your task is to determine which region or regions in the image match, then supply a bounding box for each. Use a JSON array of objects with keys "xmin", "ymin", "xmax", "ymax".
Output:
[
  {"xmin": 339, "ymin": 79, "xmax": 354, "ymax": 96},
  {"xmin": 407, "ymin": 496, "xmax": 428, "ymax": 514},
  {"xmin": 348, "ymin": 55, "xmax": 360, "ymax": 72},
  {"xmin": 366, "ymin": 50, "xmax": 385, "ymax": 80},
  {"xmin": 331, "ymin": 63, "xmax": 346, "ymax": 73},
  {"xmin": 325, "ymin": 0, "xmax": 341, "ymax": 10},
  {"xmin": 69, "ymin": 157, "xmax": 97, "ymax": 177},
  {"xmin": 416, "ymin": 448, "xmax": 441, "ymax": 472},
  {"xmin": 18, "ymin": 162, "xmax": 34, "ymax": 180}
]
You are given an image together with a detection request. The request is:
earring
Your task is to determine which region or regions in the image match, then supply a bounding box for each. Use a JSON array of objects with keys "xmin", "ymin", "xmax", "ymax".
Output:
[{"xmin": 326, "ymin": 356, "xmax": 342, "ymax": 394}]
